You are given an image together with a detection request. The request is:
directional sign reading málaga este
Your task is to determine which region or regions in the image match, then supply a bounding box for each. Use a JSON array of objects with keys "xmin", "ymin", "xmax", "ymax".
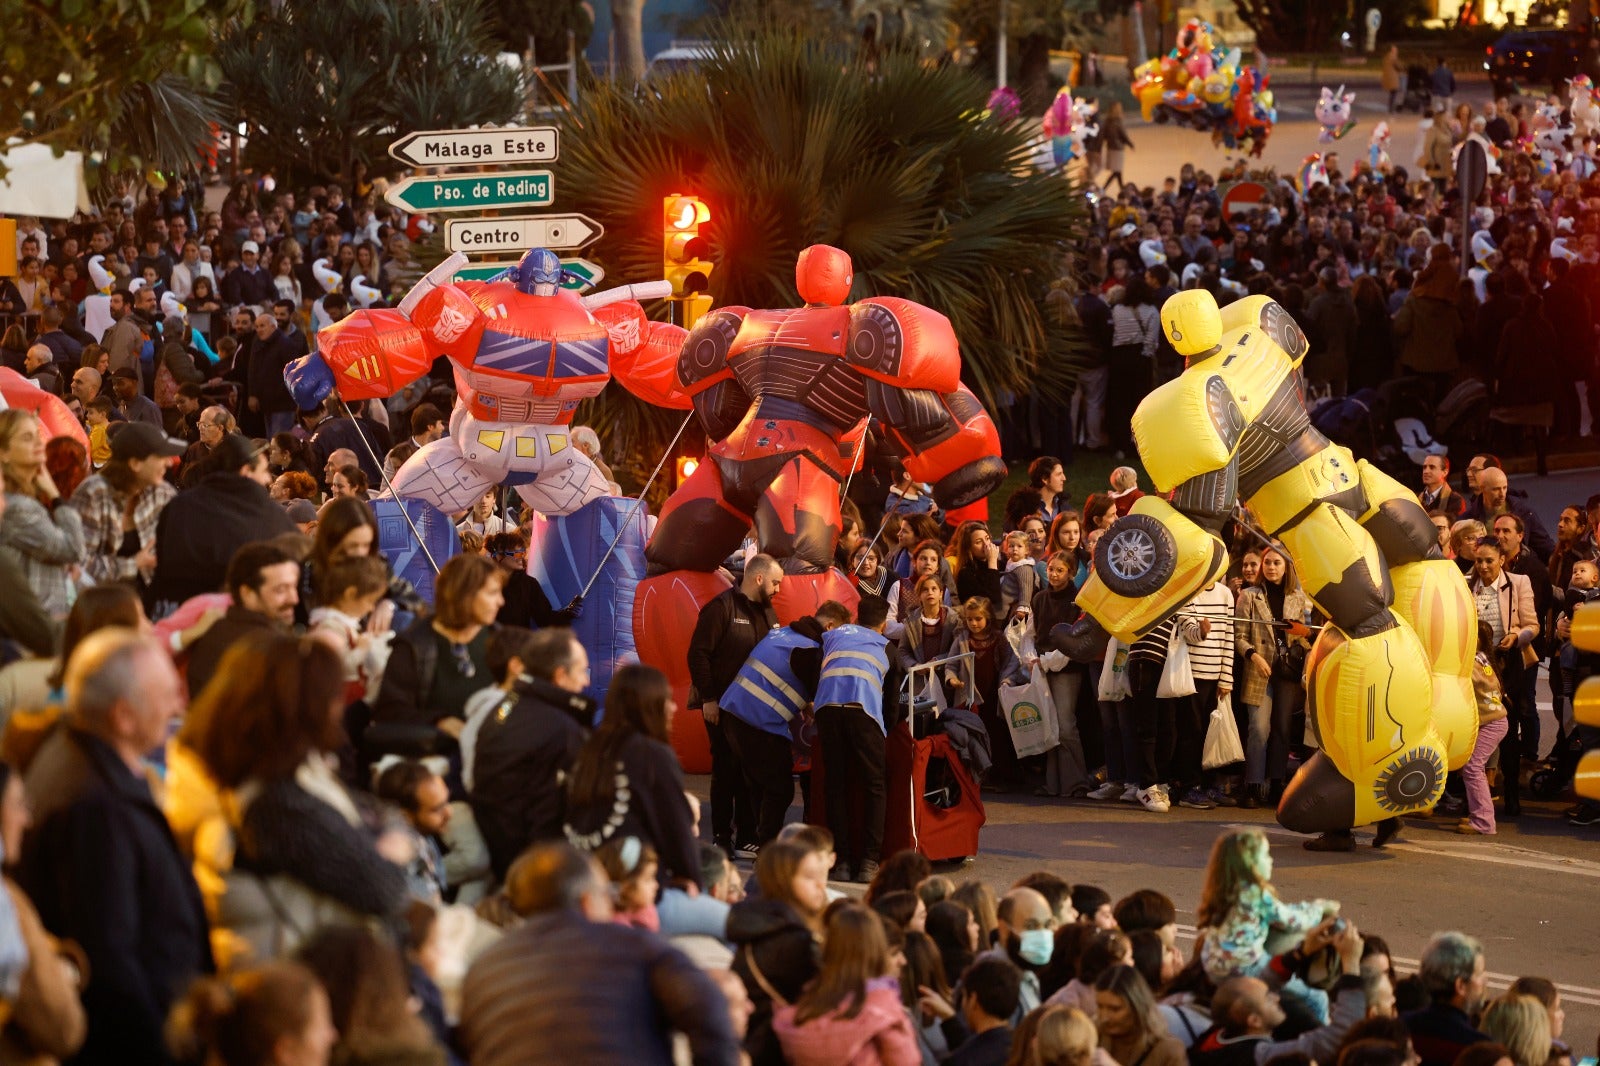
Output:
[
  {"xmin": 444, "ymin": 214, "xmax": 603, "ymax": 255},
  {"xmin": 388, "ymin": 126, "xmax": 559, "ymax": 167},
  {"xmin": 384, "ymin": 171, "xmax": 554, "ymax": 213}
]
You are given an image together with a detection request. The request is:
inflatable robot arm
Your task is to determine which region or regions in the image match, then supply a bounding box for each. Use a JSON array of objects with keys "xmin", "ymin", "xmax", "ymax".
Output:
[
  {"xmin": 845, "ymin": 296, "xmax": 1006, "ymax": 508},
  {"xmin": 285, "ymin": 253, "xmax": 473, "ymax": 410},
  {"xmin": 590, "ymin": 288, "xmax": 699, "ymax": 412}
]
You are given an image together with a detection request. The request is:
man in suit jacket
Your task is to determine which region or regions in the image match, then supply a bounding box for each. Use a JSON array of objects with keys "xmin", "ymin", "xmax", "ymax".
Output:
[
  {"xmin": 1417, "ymin": 454, "xmax": 1465, "ymax": 518},
  {"xmin": 19, "ymin": 629, "xmax": 213, "ymax": 1065},
  {"xmin": 1468, "ymin": 536, "xmax": 1538, "ymax": 816}
]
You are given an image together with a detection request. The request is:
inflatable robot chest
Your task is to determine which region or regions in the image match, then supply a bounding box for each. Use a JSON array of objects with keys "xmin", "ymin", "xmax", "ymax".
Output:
[{"xmin": 452, "ymin": 283, "xmax": 611, "ymax": 424}]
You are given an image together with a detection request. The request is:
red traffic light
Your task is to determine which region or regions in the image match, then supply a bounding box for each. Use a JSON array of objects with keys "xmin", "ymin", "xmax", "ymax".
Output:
[{"xmin": 665, "ymin": 195, "xmax": 711, "ymax": 230}]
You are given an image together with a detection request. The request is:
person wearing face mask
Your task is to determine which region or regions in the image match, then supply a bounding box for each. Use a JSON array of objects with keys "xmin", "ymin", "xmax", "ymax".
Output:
[{"xmin": 975, "ymin": 887, "xmax": 1056, "ymax": 1023}]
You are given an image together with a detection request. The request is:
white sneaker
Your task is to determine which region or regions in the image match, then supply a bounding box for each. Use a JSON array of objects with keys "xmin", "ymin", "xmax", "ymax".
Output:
[
  {"xmin": 1086, "ymin": 781, "xmax": 1124, "ymax": 801},
  {"xmin": 1137, "ymin": 786, "xmax": 1171, "ymax": 813},
  {"xmin": 1120, "ymin": 784, "xmax": 1141, "ymax": 803}
]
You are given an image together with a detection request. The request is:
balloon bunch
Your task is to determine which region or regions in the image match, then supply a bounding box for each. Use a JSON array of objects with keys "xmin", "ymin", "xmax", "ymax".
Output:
[
  {"xmin": 1129, "ymin": 19, "xmax": 1276, "ymax": 156},
  {"xmin": 985, "ymin": 86, "xmax": 1023, "ymax": 122},
  {"xmin": 1041, "ymin": 88, "xmax": 1099, "ymax": 167}
]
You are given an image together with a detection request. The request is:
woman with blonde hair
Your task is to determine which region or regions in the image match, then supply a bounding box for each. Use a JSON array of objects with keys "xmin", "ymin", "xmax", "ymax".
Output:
[
  {"xmin": 1093, "ymin": 966, "xmax": 1185, "ymax": 1066},
  {"xmin": 1480, "ymin": 994, "xmax": 1552, "ymax": 1066},
  {"xmin": 1031, "ymin": 1006, "xmax": 1100, "ymax": 1066}
]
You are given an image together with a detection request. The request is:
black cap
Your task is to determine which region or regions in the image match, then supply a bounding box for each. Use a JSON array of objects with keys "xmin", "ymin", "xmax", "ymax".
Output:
[
  {"xmin": 110, "ymin": 367, "xmax": 139, "ymax": 382},
  {"xmin": 110, "ymin": 422, "xmax": 186, "ymax": 462}
]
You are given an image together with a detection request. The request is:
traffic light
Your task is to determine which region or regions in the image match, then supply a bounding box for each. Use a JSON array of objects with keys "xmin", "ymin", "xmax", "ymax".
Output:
[
  {"xmin": 675, "ymin": 456, "xmax": 700, "ymax": 486},
  {"xmin": 663, "ymin": 194, "xmax": 713, "ymax": 299}
]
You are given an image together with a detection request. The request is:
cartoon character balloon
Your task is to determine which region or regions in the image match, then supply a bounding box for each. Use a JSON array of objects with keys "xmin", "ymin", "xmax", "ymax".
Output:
[
  {"xmin": 1042, "ymin": 88, "xmax": 1099, "ymax": 167},
  {"xmin": 1300, "ymin": 153, "xmax": 1329, "ymax": 192},
  {"xmin": 1052, "ymin": 290, "xmax": 1479, "ymax": 835},
  {"xmin": 985, "ymin": 86, "xmax": 1022, "ymax": 122},
  {"xmin": 1316, "ymin": 85, "xmax": 1357, "ymax": 142},
  {"xmin": 1368, "ymin": 121, "xmax": 1391, "ymax": 172},
  {"xmin": 1570, "ymin": 75, "xmax": 1600, "ymax": 139}
]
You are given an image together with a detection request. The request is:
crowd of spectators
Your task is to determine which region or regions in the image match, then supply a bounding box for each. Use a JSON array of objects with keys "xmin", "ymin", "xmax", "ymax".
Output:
[{"xmin": 0, "ymin": 77, "xmax": 1593, "ymax": 1066}]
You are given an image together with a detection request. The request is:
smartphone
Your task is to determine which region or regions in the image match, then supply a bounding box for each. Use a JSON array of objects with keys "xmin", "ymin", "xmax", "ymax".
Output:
[{"xmin": 1330, "ymin": 917, "xmax": 1348, "ymax": 934}]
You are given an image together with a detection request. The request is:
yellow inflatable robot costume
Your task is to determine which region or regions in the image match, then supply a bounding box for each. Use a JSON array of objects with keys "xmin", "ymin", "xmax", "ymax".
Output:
[{"xmin": 1055, "ymin": 290, "xmax": 1478, "ymax": 833}]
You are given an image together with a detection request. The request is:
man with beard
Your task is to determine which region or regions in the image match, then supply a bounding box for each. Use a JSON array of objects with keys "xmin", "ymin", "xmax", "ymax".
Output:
[
  {"xmin": 1403, "ymin": 932, "xmax": 1489, "ymax": 1066},
  {"xmin": 976, "ymin": 887, "xmax": 1055, "ymax": 1023},
  {"xmin": 183, "ymin": 540, "xmax": 301, "ymax": 696},
  {"xmin": 687, "ymin": 554, "xmax": 782, "ymax": 860},
  {"xmin": 102, "ymin": 286, "xmax": 156, "ymax": 389}
]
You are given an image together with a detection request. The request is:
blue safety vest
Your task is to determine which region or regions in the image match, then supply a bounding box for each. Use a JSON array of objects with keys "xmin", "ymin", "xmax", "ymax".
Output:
[
  {"xmin": 816, "ymin": 624, "xmax": 891, "ymax": 733},
  {"xmin": 721, "ymin": 626, "xmax": 817, "ymax": 738}
]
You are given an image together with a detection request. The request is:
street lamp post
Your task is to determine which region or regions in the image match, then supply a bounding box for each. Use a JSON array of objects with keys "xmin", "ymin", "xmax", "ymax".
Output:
[{"xmin": 998, "ymin": 0, "xmax": 1009, "ymax": 88}]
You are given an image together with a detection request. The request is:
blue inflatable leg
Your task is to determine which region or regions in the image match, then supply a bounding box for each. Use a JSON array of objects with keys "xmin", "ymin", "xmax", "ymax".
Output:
[
  {"xmin": 371, "ymin": 497, "xmax": 461, "ymax": 624},
  {"xmin": 526, "ymin": 496, "xmax": 649, "ymax": 718}
]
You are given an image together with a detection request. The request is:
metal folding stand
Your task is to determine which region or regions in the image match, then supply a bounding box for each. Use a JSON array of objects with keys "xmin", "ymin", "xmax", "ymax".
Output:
[{"xmin": 899, "ymin": 651, "xmax": 974, "ymax": 844}]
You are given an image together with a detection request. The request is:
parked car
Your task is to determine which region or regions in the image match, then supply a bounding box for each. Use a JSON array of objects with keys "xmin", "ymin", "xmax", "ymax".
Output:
[{"xmin": 1485, "ymin": 28, "xmax": 1585, "ymax": 96}]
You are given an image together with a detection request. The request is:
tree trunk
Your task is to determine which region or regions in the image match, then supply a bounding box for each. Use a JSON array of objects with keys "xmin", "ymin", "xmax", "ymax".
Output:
[
  {"xmin": 1017, "ymin": 32, "xmax": 1053, "ymax": 112},
  {"xmin": 612, "ymin": 0, "xmax": 647, "ymax": 83}
]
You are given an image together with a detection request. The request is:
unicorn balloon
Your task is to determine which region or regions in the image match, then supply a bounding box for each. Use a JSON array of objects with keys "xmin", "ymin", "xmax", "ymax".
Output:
[
  {"xmin": 1316, "ymin": 85, "xmax": 1357, "ymax": 143},
  {"xmin": 1570, "ymin": 75, "xmax": 1600, "ymax": 139}
]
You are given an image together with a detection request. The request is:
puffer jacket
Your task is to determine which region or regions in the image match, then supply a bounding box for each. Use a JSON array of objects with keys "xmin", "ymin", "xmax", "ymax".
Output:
[
  {"xmin": 729, "ymin": 899, "xmax": 820, "ymax": 1066},
  {"xmin": 773, "ymin": 980, "xmax": 921, "ymax": 1066}
]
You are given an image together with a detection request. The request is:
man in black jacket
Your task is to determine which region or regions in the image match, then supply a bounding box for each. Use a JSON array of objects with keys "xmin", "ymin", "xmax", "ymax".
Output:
[
  {"xmin": 688, "ymin": 554, "xmax": 782, "ymax": 857},
  {"xmin": 20, "ymin": 629, "xmax": 213, "ymax": 1066},
  {"xmin": 471, "ymin": 628, "xmax": 593, "ymax": 879},
  {"xmin": 220, "ymin": 240, "xmax": 276, "ymax": 308},
  {"xmin": 460, "ymin": 842, "xmax": 738, "ymax": 1066},
  {"xmin": 243, "ymin": 310, "xmax": 303, "ymax": 436}
]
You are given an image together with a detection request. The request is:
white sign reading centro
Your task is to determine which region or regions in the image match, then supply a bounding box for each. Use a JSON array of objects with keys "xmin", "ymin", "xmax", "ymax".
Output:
[
  {"xmin": 388, "ymin": 126, "xmax": 560, "ymax": 167},
  {"xmin": 444, "ymin": 214, "xmax": 603, "ymax": 254}
]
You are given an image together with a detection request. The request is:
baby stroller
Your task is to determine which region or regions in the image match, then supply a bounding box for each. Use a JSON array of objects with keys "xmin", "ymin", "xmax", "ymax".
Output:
[{"xmin": 1401, "ymin": 65, "xmax": 1433, "ymax": 113}]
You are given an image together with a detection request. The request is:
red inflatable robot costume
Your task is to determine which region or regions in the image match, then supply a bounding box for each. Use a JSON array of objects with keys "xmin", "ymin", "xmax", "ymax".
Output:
[
  {"xmin": 634, "ymin": 245, "xmax": 1006, "ymax": 712},
  {"xmin": 285, "ymin": 249, "xmax": 688, "ymax": 518}
]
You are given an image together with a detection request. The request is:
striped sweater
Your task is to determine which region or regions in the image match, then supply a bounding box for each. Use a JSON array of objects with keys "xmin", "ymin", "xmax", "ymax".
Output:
[{"xmin": 1180, "ymin": 584, "xmax": 1237, "ymax": 686}]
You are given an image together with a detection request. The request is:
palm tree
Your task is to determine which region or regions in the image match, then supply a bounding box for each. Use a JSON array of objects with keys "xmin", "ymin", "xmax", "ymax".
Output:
[{"xmin": 559, "ymin": 31, "xmax": 1086, "ymax": 462}]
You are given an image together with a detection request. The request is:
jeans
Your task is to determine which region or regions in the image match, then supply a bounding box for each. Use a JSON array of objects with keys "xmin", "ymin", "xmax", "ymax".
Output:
[
  {"xmin": 1121, "ymin": 660, "xmax": 1174, "ymax": 788},
  {"xmin": 1074, "ymin": 365, "xmax": 1110, "ymax": 448},
  {"xmin": 1463, "ymin": 717, "xmax": 1510, "ymax": 833},
  {"xmin": 1042, "ymin": 667, "xmax": 1090, "ymax": 795},
  {"xmin": 1099, "ymin": 698, "xmax": 1128, "ymax": 783},
  {"xmin": 1245, "ymin": 676, "xmax": 1304, "ymax": 784}
]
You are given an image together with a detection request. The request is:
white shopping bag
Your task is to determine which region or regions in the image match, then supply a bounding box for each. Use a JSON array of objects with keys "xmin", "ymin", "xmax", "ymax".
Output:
[
  {"xmin": 1097, "ymin": 637, "xmax": 1130, "ymax": 701},
  {"xmin": 1202, "ymin": 691, "xmax": 1246, "ymax": 770},
  {"xmin": 1000, "ymin": 666, "xmax": 1060, "ymax": 758},
  {"xmin": 1157, "ymin": 624, "xmax": 1196, "ymax": 698}
]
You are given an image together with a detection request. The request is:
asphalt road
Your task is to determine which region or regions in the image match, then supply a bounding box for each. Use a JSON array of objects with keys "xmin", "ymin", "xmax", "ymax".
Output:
[{"xmin": 691, "ymin": 775, "xmax": 1600, "ymax": 1048}]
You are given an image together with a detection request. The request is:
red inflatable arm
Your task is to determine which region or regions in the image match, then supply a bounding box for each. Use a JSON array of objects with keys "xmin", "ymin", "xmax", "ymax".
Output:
[
  {"xmin": 0, "ymin": 369, "xmax": 88, "ymax": 461},
  {"xmin": 890, "ymin": 385, "xmax": 1007, "ymax": 509},
  {"xmin": 317, "ymin": 309, "xmax": 438, "ymax": 401},
  {"xmin": 594, "ymin": 301, "xmax": 694, "ymax": 411}
]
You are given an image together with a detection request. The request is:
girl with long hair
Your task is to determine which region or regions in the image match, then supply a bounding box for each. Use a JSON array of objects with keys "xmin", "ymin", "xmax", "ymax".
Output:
[
  {"xmin": 564, "ymin": 664, "xmax": 700, "ymax": 888},
  {"xmin": 295, "ymin": 926, "xmax": 445, "ymax": 1066},
  {"xmin": 925, "ymin": 900, "xmax": 980, "ymax": 990},
  {"xmin": 949, "ymin": 520, "xmax": 1003, "ymax": 614},
  {"xmin": 773, "ymin": 904, "xmax": 920, "ymax": 1065},
  {"xmin": 730, "ymin": 840, "xmax": 828, "ymax": 1066},
  {"xmin": 852, "ymin": 541, "xmax": 904, "ymax": 640},
  {"xmin": 1461, "ymin": 619, "xmax": 1510, "ymax": 836},
  {"xmin": 1232, "ymin": 546, "xmax": 1315, "ymax": 806},
  {"xmin": 1047, "ymin": 511, "xmax": 1090, "ymax": 589},
  {"xmin": 372, "ymin": 553, "xmax": 503, "ymax": 731},
  {"xmin": 948, "ymin": 596, "xmax": 1028, "ymax": 789},
  {"xmin": 1196, "ymin": 829, "xmax": 1335, "ymax": 992},
  {"xmin": 0, "ymin": 410, "xmax": 84, "ymax": 619},
  {"xmin": 166, "ymin": 961, "xmax": 335, "ymax": 1066}
]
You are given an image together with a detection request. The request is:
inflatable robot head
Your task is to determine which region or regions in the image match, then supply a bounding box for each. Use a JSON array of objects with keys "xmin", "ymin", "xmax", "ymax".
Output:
[
  {"xmin": 511, "ymin": 247, "xmax": 565, "ymax": 297},
  {"xmin": 1162, "ymin": 289, "xmax": 1223, "ymax": 360},
  {"xmin": 797, "ymin": 245, "xmax": 853, "ymax": 307}
]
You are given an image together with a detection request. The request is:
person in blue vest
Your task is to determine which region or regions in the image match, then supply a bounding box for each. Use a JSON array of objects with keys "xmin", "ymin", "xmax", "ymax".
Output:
[
  {"xmin": 815, "ymin": 595, "xmax": 905, "ymax": 884},
  {"xmin": 721, "ymin": 600, "xmax": 853, "ymax": 846}
]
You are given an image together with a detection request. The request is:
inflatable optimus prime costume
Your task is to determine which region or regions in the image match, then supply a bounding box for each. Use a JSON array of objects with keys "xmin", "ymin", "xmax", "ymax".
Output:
[
  {"xmin": 284, "ymin": 248, "xmax": 689, "ymax": 701},
  {"xmin": 1056, "ymin": 290, "xmax": 1479, "ymax": 834},
  {"xmin": 633, "ymin": 244, "xmax": 1007, "ymax": 715}
]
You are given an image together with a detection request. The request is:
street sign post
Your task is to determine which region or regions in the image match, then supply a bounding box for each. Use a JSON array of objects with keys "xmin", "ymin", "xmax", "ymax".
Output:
[
  {"xmin": 444, "ymin": 214, "xmax": 603, "ymax": 255},
  {"xmin": 451, "ymin": 257, "xmax": 605, "ymax": 292},
  {"xmin": 388, "ymin": 126, "xmax": 559, "ymax": 167},
  {"xmin": 384, "ymin": 171, "xmax": 554, "ymax": 213}
]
